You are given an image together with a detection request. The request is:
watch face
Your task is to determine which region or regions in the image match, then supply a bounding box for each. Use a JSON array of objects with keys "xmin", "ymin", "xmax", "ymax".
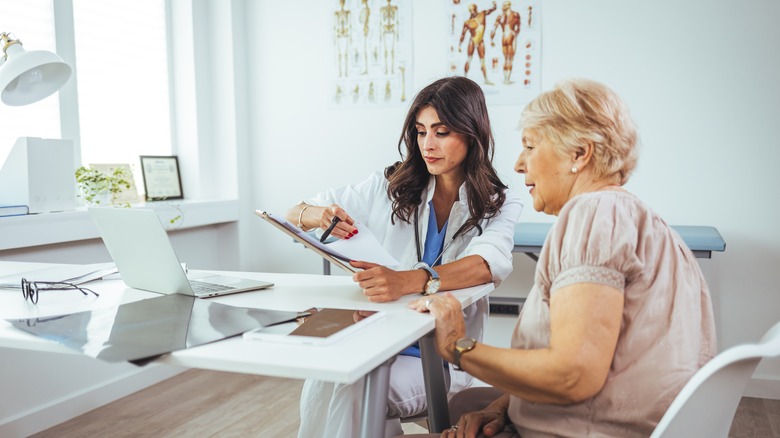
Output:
[
  {"xmin": 456, "ymin": 337, "xmax": 476, "ymax": 350},
  {"xmin": 427, "ymin": 278, "xmax": 441, "ymax": 294}
]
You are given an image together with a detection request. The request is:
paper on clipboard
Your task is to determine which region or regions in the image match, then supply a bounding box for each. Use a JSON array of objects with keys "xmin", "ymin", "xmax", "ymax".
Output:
[{"xmin": 255, "ymin": 211, "xmax": 399, "ymax": 273}]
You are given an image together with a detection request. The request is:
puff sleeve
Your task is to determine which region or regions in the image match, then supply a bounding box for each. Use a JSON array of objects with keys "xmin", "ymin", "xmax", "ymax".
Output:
[{"xmin": 543, "ymin": 192, "xmax": 644, "ymax": 295}]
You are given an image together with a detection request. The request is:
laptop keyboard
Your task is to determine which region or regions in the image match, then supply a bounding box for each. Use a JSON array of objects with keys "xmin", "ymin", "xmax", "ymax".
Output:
[{"xmin": 189, "ymin": 280, "xmax": 235, "ymax": 294}]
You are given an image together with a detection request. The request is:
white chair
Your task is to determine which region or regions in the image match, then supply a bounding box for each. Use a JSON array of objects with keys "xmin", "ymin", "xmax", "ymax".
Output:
[{"xmin": 650, "ymin": 320, "xmax": 780, "ymax": 438}]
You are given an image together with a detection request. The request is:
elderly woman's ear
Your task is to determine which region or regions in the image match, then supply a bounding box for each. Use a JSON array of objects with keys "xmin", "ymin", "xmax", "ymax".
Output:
[{"xmin": 571, "ymin": 142, "xmax": 594, "ymax": 171}]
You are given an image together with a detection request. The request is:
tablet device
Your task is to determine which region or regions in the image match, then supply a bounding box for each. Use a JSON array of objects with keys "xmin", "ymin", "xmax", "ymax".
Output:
[{"xmin": 243, "ymin": 308, "xmax": 384, "ymax": 346}]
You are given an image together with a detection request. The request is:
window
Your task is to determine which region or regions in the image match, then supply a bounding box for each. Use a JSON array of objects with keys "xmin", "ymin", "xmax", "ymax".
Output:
[
  {"xmin": 1, "ymin": 0, "xmax": 172, "ymax": 191},
  {"xmin": 72, "ymin": 0, "xmax": 171, "ymax": 168},
  {"xmin": 0, "ymin": 0, "xmax": 61, "ymax": 164}
]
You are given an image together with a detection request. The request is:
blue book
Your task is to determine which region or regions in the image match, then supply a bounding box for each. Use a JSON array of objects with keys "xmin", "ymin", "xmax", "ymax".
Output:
[{"xmin": 0, "ymin": 205, "xmax": 29, "ymax": 217}]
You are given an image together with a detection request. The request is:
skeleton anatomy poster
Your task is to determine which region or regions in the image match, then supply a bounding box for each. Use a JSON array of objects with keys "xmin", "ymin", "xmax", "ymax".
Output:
[
  {"xmin": 331, "ymin": 0, "xmax": 413, "ymax": 107},
  {"xmin": 446, "ymin": 0, "xmax": 542, "ymax": 105}
]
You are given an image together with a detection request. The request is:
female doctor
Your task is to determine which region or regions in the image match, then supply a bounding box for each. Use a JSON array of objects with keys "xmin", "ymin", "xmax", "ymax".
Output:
[{"xmin": 286, "ymin": 76, "xmax": 522, "ymax": 437}]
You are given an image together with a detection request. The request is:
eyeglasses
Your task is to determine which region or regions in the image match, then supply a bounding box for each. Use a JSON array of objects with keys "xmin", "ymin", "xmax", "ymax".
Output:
[{"xmin": 20, "ymin": 278, "xmax": 99, "ymax": 304}]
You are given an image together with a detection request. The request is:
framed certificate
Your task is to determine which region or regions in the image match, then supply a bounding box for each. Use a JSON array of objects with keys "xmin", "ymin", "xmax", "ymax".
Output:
[{"xmin": 140, "ymin": 155, "xmax": 184, "ymax": 201}]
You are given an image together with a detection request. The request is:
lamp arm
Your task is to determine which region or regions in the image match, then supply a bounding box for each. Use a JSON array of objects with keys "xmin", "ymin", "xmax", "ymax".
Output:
[{"xmin": 1, "ymin": 32, "xmax": 22, "ymax": 61}]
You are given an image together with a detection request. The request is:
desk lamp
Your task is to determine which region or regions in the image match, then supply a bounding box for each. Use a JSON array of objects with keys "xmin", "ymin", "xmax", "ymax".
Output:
[
  {"xmin": 0, "ymin": 32, "xmax": 76, "ymax": 213},
  {"xmin": 0, "ymin": 32, "xmax": 71, "ymax": 105}
]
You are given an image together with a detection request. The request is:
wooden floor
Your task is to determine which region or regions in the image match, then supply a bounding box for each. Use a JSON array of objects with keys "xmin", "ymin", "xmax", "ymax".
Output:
[
  {"xmin": 32, "ymin": 370, "xmax": 305, "ymax": 438},
  {"xmin": 32, "ymin": 369, "xmax": 780, "ymax": 437}
]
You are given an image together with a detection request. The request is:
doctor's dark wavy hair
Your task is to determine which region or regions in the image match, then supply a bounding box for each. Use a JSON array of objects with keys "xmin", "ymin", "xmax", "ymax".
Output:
[{"xmin": 384, "ymin": 76, "xmax": 507, "ymax": 238}]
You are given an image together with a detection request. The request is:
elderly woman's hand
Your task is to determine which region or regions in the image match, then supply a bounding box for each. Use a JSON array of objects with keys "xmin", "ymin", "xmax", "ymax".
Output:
[
  {"xmin": 408, "ymin": 292, "xmax": 467, "ymax": 363},
  {"xmin": 442, "ymin": 408, "xmax": 508, "ymax": 437}
]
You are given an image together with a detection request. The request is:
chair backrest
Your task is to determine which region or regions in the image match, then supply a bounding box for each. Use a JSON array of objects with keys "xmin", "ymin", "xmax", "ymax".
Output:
[{"xmin": 650, "ymin": 321, "xmax": 780, "ymax": 438}]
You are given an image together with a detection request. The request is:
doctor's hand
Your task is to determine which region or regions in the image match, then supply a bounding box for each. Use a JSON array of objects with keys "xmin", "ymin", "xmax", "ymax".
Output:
[
  {"xmin": 350, "ymin": 261, "xmax": 428, "ymax": 302},
  {"xmin": 319, "ymin": 204, "xmax": 357, "ymax": 240},
  {"xmin": 408, "ymin": 293, "xmax": 467, "ymax": 364}
]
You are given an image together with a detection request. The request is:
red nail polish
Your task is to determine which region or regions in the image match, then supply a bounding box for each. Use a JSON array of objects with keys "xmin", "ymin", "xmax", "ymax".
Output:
[{"xmin": 353, "ymin": 229, "xmax": 359, "ymax": 234}]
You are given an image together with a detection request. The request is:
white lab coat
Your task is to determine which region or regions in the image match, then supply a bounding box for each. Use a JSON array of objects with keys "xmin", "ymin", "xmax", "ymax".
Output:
[{"xmin": 298, "ymin": 170, "xmax": 523, "ymax": 438}]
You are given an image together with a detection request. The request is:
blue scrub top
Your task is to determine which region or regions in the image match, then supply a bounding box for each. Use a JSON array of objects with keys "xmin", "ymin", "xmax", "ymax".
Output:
[{"xmin": 401, "ymin": 200, "xmax": 448, "ymax": 358}]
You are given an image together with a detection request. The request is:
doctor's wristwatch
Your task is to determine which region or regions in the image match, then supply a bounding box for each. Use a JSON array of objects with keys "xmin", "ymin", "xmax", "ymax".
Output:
[
  {"xmin": 454, "ymin": 337, "xmax": 477, "ymax": 370},
  {"xmin": 414, "ymin": 262, "xmax": 441, "ymax": 296}
]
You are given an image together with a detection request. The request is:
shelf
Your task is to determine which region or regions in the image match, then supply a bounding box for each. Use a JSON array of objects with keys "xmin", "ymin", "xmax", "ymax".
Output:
[{"xmin": 0, "ymin": 199, "xmax": 239, "ymax": 251}]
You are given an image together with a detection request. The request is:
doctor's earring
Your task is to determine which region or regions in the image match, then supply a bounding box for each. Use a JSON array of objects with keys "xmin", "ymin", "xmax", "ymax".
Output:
[{"xmin": 571, "ymin": 167, "xmax": 578, "ymax": 173}]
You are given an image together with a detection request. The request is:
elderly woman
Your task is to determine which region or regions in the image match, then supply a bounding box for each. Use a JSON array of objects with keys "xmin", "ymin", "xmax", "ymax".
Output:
[{"xmin": 406, "ymin": 78, "xmax": 717, "ymax": 437}]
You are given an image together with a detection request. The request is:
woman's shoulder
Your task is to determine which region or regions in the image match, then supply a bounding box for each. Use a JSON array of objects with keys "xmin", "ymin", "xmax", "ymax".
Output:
[
  {"xmin": 367, "ymin": 168, "xmax": 390, "ymax": 184},
  {"xmin": 553, "ymin": 190, "xmax": 655, "ymax": 252},
  {"xmin": 503, "ymin": 186, "xmax": 524, "ymax": 203},
  {"xmin": 548, "ymin": 190, "xmax": 651, "ymax": 278},
  {"xmin": 348, "ymin": 169, "xmax": 392, "ymax": 192},
  {"xmin": 561, "ymin": 189, "xmax": 651, "ymax": 222},
  {"xmin": 497, "ymin": 187, "xmax": 524, "ymax": 215}
]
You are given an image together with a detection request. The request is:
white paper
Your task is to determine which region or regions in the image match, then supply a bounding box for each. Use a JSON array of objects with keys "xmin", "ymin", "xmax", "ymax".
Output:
[{"xmin": 324, "ymin": 223, "xmax": 400, "ymax": 267}]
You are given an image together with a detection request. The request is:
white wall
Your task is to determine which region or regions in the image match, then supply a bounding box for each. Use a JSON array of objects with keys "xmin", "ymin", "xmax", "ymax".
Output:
[{"xmin": 238, "ymin": 0, "xmax": 780, "ymax": 393}]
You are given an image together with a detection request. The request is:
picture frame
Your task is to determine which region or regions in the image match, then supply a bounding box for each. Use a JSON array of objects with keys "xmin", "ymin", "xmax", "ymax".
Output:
[{"xmin": 139, "ymin": 155, "xmax": 184, "ymax": 201}]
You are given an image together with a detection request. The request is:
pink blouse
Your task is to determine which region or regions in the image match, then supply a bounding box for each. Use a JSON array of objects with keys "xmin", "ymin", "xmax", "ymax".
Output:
[{"xmin": 508, "ymin": 190, "xmax": 717, "ymax": 437}]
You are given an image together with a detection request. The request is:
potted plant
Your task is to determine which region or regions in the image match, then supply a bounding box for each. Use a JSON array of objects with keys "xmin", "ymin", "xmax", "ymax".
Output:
[{"xmin": 75, "ymin": 165, "xmax": 133, "ymax": 207}]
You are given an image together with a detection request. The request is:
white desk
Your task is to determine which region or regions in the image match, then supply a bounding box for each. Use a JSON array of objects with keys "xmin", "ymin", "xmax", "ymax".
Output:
[{"xmin": 0, "ymin": 261, "xmax": 491, "ymax": 436}]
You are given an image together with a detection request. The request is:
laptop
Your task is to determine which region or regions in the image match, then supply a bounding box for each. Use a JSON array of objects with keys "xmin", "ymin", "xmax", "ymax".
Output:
[{"xmin": 89, "ymin": 207, "xmax": 274, "ymax": 298}]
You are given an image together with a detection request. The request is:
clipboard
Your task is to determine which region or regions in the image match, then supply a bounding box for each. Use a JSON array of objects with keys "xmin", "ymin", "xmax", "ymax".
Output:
[{"xmin": 255, "ymin": 210, "xmax": 358, "ymax": 274}]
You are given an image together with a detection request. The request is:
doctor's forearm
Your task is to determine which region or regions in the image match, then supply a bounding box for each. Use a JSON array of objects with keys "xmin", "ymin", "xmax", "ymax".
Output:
[{"xmin": 435, "ymin": 255, "xmax": 492, "ymax": 291}]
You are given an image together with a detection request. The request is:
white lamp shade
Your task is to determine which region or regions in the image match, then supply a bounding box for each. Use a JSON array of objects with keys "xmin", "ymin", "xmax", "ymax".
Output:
[{"xmin": 0, "ymin": 42, "xmax": 72, "ymax": 106}]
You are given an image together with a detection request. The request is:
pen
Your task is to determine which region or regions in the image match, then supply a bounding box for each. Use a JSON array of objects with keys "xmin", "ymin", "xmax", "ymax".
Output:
[{"xmin": 320, "ymin": 216, "xmax": 342, "ymax": 242}]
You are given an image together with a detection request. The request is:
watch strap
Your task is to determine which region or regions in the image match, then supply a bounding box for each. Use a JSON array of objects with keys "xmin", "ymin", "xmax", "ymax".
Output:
[
  {"xmin": 414, "ymin": 262, "xmax": 440, "ymax": 295},
  {"xmin": 413, "ymin": 262, "xmax": 439, "ymax": 280}
]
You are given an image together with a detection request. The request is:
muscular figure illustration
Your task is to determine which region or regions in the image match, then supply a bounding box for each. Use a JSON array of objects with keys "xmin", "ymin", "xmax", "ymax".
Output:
[
  {"xmin": 359, "ymin": 0, "xmax": 370, "ymax": 74},
  {"xmin": 334, "ymin": 0, "xmax": 352, "ymax": 78},
  {"xmin": 490, "ymin": 1, "xmax": 521, "ymax": 84},
  {"xmin": 459, "ymin": 1, "xmax": 497, "ymax": 85},
  {"xmin": 380, "ymin": 0, "xmax": 400, "ymax": 74}
]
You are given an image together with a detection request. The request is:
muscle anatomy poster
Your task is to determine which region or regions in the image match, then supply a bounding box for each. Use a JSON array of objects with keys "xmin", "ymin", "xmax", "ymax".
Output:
[
  {"xmin": 331, "ymin": 0, "xmax": 413, "ymax": 107},
  {"xmin": 446, "ymin": 0, "xmax": 541, "ymax": 105}
]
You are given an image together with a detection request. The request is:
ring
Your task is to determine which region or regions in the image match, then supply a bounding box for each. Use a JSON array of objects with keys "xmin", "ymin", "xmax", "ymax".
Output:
[
  {"xmin": 425, "ymin": 298, "xmax": 435, "ymax": 310},
  {"xmin": 449, "ymin": 425, "xmax": 459, "ymax": 431}
]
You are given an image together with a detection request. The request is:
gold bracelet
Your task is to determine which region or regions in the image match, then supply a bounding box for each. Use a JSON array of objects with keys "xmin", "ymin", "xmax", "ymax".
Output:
[{"xmin": 297, "ymin": 204, "xmax": 312, "ymax": 230}]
